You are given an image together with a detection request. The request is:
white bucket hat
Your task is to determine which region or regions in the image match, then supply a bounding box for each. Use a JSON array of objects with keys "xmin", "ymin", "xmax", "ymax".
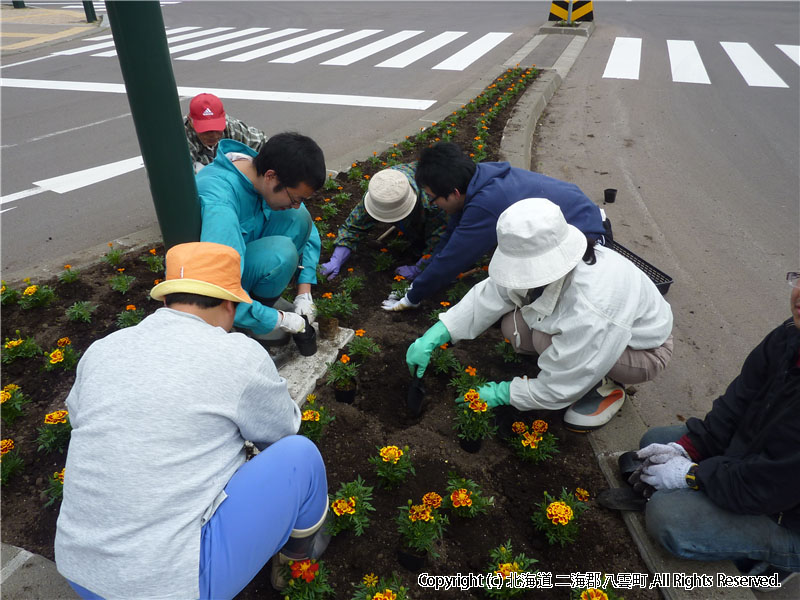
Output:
[
  {"xmin": 363, "ymin": 169, "xmax": 417, "ymax": 223},
  {"xmin": 488, "ymin": 198, "xmax": 586, "ymax": 289}
]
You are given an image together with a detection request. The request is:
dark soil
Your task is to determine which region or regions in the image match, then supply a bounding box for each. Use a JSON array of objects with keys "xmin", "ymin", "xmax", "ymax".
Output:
[{"xmin": 0, "ymin": 67, "xmax": 659, "ymax": 600}]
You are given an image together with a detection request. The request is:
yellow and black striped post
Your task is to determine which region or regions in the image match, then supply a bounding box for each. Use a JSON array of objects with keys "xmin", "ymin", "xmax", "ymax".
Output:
[{"xmin": 548, "ymin": 0, "xmax": 594, "ymax": 22}]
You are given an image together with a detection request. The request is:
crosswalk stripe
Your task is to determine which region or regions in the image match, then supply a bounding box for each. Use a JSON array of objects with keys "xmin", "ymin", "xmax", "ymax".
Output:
[
  {"xmin": 270, "ymin": 29, "xmax": 383, "ymax": 64},
  {"xmin": 92, "ymin": 27, "xmax": 235, "ymax": 57},
  {"xmin": 776, "ymin": 44, "xmax": 800, "ymax": 66},
  {"xmin": 721, "ymin": 41, "xmax": 788, "ymax": 88},
  {"xmin": 321, "ymin": 30, "xmax": 423, "ymax": 66},
  {"xmin": 53, "ymin": 26, "xmax": 200, "ymax": 55},
  {"xmin": 376, "ymin": 31, "xmax": 467, "ymax": 68},
  {"xmin": 432, "ymin": 31, "xmax": 511, "ymax": 71},
  {"xmin": 667, "ymin": 40, "xmax": 710, "ymax": 84},
  {"xmin": 176, "ymin": 28, "xmax": 305, "ymax": 61},
  {"xmin": 602, "ymin": 37, "xmax": 641, "ymax": 79},
  {"xmin": 222, "ymin": 29, "xmax": 343, "ymax": 63},
  {"xmin": 168, "ymin": 27, "xmax": 269, "ymax": 55}
]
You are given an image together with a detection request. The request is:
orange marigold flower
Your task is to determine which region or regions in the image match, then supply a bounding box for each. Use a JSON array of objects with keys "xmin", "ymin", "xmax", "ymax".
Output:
[
  {"xmin": 340, "ymin": 354, "xmax": 351, "ymax": 363},
  {"xmin": 380, "ymin": 248, "xmax": 388, "ymax": 253},
  {"xmin": 322, "ymin": 292, "xmax": 333, "ymax": 299},
  {"xmin": 532, "ymin": 419, "xmax": 548, "ymax": 434},
  {"xmin": 48, "ymin": 349, "xmax": 64, "ymax": 364},
  {"xmin": 379, "ymin": 445, "xmax": 403, "ymax": 464},
  {"xmin": 301, "ymin": 410, "xmax": 320, "ymax": 422},
  {"xmin": 290, "ymin": 559, "xmax": 319, "ymax": 583},
  {"xmin": 323, "ymin": 197, "xmax": 331, "ymax": 202},
  {"xmin": 355, "ymin": 329, "xmax": 365, "ymax": 337},
  {"xmin": 421, "ymin": 254, "xmax": 432, "ymax": 260},
  {"xmin": 408, "ymin": 504, "xmax": 432, "ymax": 522},
  {"xmin": 326, "ymin": 232, "xmax": 336, "ymax": 238},
  {"xmin": 422, "ymin": 492, "xmax": 442, "ymax": 508},
  {"xmin": 1, "ymin": 439, "xmax": 14, "ymax": 455},
  {"xmin": 364, "ymin": 174, "xmax": 370, "ymax": 180},
  {"xmin": 64, "ymin": 264, "xmax": 72, "ymax": 270},
  {"xmin": 575, "ymin": 488, "xmax": 590, "ymax": 502},
  {"xmin": 117, "ymin": 268, "xmax": 125, "ymax": 273},
  {"xmin": 44, "ymin": 410, "xmax": 68, "ymax": 425},
  {"xmin": 347, "ymin": 267, "xmax": 354, "ymax": 272},
  {"xmin": 314, "ymin": 216, "xmax": 322, "ymax": 221},
  {"xmin": 439, "ymin": 343, "xmax": 449, "ymax": 350},
  {"xmin": 352, "ymin": 162, "xmax": 357, "ymax": 168},
  {"xmin": 107, "ymin": 242, "xmax": 113, "ymax": 247},
  {"xmin": 149, "ymin": 248, "xmax": 156, "ymax": 255},
  {"xmin": 511, "ymin": 421, "xmax": 528, "ymax": 434},
  {"xmin": 465, "ymin": 365, "xmax": 477, "ymax": 376},
  {"xmin": 450, "ymin": 488, "xmax": 473, "ymax": 508},
  {"xmin": 57, "ymin": 337, "xmax": 71, "ymax": 347},
  {"xmin": 126, "ymin": 305, "xmax": 137, "ymax": 311},
  {"xmin": 375, "ymin": 590, "xmax": 397, "ymax": 600},
  {"xmin": 393, "ymin": 275, "xmax": 405, "ymax": 281},
  {"xmin": 440, "ymin": 301, "xmax": 450, "ymax": 307},
  {"xmin": 504, "ymin": 338, "xmax": 511, "ymax": 344},
  {"xmin": 581, "ymin": 589, "xmax": 609, "ymax": 600},
  {"xmin": 153, "ymin": 279, "xmax": 162, "ymax": 285}
]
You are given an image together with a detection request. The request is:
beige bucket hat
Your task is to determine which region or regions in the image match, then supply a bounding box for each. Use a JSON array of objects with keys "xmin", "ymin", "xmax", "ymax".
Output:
[{"xmin": 363, "ymin": 168, "xmax": 417, "ymax": 223}]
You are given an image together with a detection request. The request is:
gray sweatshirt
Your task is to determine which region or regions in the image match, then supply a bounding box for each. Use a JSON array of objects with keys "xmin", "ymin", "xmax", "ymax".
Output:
[{"xmin": 55, "ymin": 308, "xmax": 300, "ymax": 599}]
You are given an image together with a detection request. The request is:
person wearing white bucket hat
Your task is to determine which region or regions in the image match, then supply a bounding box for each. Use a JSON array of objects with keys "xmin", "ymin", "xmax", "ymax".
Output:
[
  {"xmin": 406, "ymin": 198, "xmax": 674, "ymax": 431},
  {"xmin": 320, "ymin": 164, "xmax": 447, "ymax": 281}
]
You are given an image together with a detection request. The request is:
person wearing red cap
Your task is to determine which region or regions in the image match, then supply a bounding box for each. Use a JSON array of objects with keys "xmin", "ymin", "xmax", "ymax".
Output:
[{"xmin": 185, "ymin": 93, "xmax": 268, "ymax": 172}]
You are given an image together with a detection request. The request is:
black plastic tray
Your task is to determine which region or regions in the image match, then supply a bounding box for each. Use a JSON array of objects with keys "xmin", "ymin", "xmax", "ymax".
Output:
[{"xmin": 609, "ymin": 240, "xmax": 673, "ymax": 295}]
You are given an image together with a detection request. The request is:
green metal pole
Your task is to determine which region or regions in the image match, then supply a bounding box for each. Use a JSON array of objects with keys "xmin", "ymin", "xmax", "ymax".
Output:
[
  {"xmin": 82, "ymin": 1, "xmax": 97, "ymax": 23},
  {"xmin": 12, "ymin": 1, "xmax": 25, "ymax": 8},
  {"xmin": 105, "ymin": 0, "xmax": 200, "ymax": 250}
]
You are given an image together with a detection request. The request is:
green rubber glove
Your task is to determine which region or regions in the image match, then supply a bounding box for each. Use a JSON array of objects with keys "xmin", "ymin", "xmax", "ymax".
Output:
[
  {"xmin": 473, "ymin": 381, "xmax": 512, "ymax": 407},
  {"xmin": 406, "ymin": 321, "xmax": 451, "ymax": 378}
]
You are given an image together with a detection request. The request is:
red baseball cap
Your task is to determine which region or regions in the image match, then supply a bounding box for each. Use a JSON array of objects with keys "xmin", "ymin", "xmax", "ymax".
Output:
[{"xmin": 189, "ymin": 93, "xmax": 226, "ymax": 133}]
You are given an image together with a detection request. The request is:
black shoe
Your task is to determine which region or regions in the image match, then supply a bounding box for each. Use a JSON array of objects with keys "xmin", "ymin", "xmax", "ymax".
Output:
[{"xmin": 597, "ymin": 487, "xmax": 647, "ymax": 511}]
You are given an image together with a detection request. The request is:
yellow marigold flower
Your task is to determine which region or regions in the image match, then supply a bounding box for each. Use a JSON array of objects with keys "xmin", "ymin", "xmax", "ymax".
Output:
[
  {"xmin": 1, "ymin": 439, "xmax": 14, "ymax": 454},
  {"xmin": 374, "ymin": 591, "xmax": 397, "ymax": 600},
  {"xmin": 4, "ymin": 384, "xmax": 20, "ymax": 392},
  {"xmin": 153, "ymin": 279, "xmax": 162, "ymax": 285},
  {"xmin": 581, "ymin": 589, "xmax": 609, "ymax": 600},
  {"xmin": 379, "ymin": 248, "xmax": 388, "ymax": 253},
  {"xmin": 57, "ymin": 337, "xmax": 71, "ymax": 347},
  {"xmin": 468, "ymin": 399, "xmax": 488, "ymax": 413},
  {"xmin": 440, "ymin": 301, "xmax": 450, "ymax": 307},
  {"xmin": 511, "ymin": 421, "xmax": 527, "ymax": 434},
  {"xmin": 363, "ymin": 573, "xmax": 379, "ymax": 587},
  {"xmin": 521, "ymin": 431, "xmax": 542, "ymax": 448},
  {"xmin": 546, "ymin": 501, "xmax": 573, "ymax": 525},
  {"xmin": 450, "ymin": 488, "xmax": 472, "ymax": 508},
  {"xmin": 23, "ymin": 277, "xmax": 31, "ymax": 283},
  {"xmin": 532, "ymin": 419, "xmax": 548, "ymax": 434},
  {"xmin": 422, "ymin": 492, "xmax": 442, "ymax": 508},
  {"xmin": 393, "ymin": 275, "xmax": 405, "ymax": 281},
  {"xmin": 306, "ymin": 393, "xmax": 317, "ymax": 403},
  {"xmin": 340, "ymin": 354, "xmax": 350, "ymax": 364},
  {"xmin": 314, "ymin": 216, "xmax": 322, "ymax": 221},
  {"xmin": 0, "ymin": 390, "xmax": 10, "ymax": 403},
  {"xmin": 331, "ymin": 497, "xmax": 356, "ymax": 516},
  {"xmin": 301, "ymin": 410, "xmax": 320, "ymax": 422},
  {"xmin": 126, "ymin": 305, "xmax": 136, "ymax": 311},
  {"xmin": 44, "ymin": 410, "xmax": 68, "ymax": 425},
  {"xmin": 149, "ymin": 248, "xmax": 156, "ymax": 255},
  {"xmin": 355, "ymin": 329, "xmax": 365, "ymax": 337},
  {"xmin": 465, "ymin": 365, "xmax": 477, "ymax": 376},
  {"xmin": 55, "ymin": 468, "xmax": 65, "ymax": 484},
  {"xmin": 463, "ymin": 388, "xmax": 480, "ymax": 403},
  {"xmin": 322, "ymin": 292, "xmax": 333, "ymax": 299},
  {"xmin": 117, "ymin": 268, "xmax": 125, "ymax": 273},
  {"xmin": 379, "ymin": 445, "xmax": 403, "ymax": 464},
  {"xmin": 5, "ymin": 339, "xmax": 24, "ymax": 349},
  {"xmin": 496, "ymin": 562, "xmax": 520, "ymax": 579},
  {"xmin": 49, "ymin": 349, "xmax": 64, "ymax": 364},
  {"xmin": 0, "ymin": 285, "xmax": 5, "ymax": 294},
  {"xmin": 408, "ymin": 504, "xmax": 432, "ymax": 522},
  {"xmin": 64, "ymin": 264, "xmax": 72, "ymax": 270},
  {"xmin": 575, "ymin": 488, "xmax": 590, "ymax": 502},
  {"xmin": 326, "ymin": 232, "xmax": 336, "ymax": 238},
  {"xmin": 23, "ymin": 285, "xmax": 38, "ymax": 296}
]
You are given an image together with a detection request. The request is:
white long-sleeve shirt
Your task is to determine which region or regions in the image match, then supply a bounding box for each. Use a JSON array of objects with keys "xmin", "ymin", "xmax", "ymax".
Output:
[{"xmin": 440, "ymin": 246, "xmax": 673, "ymax": 410}]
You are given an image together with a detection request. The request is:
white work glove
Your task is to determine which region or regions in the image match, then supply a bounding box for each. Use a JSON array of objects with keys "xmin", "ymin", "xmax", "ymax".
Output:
[
  {"xmin": 277, "ymin": 310, "xmax": 306, "ymax": 334},
  {"xmin": 640, "ymin": 456, "xmax": 693, "ymax": 490},
  {"xmin": 637, "ymin": 442, "xmax": 689, "ymax": 465},
  {"xmin": 381, "ymin": 293, "xmax": 419, "ymax": 312},
  {"xmin": 293, "ymin": 292, "xmax": 316, "ymax": 322}
]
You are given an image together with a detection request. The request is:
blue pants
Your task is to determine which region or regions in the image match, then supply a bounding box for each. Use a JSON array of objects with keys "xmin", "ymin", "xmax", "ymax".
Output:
[
  {"xmin": 240, "ymin": 206, "xmax": 313, "ymax": 303},
  {"xmin": 68, "ymin": 435, "xmax": 328, "ymax": 600},
  {"xmin": 640, "ymin": 425, "xmax": 800, "ymax": 571}
]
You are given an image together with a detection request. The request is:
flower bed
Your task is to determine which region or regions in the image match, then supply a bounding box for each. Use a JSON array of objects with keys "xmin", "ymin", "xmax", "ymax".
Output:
[{"xmin": 1, "ymin": 67, "xmax": 658, "ymax": 599}]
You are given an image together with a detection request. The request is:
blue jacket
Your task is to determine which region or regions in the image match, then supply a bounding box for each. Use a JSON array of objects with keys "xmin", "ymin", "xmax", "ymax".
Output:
[
  {"xmin": 196, "ymin": 139, "xmax": 321, "ymax": 332},
  {"xmin": 407, "ymin": 162, "xmax": 604, "ymax": 304}
]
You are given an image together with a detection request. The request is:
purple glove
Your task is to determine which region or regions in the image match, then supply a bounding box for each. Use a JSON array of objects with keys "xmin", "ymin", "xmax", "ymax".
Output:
[
  {"xmin": 395, "ymin": 264, "xmax": 421, "ymax": 280},
  {"xmin": 319, "ymin": 246, "xmax": 351, "ymax": 280}
]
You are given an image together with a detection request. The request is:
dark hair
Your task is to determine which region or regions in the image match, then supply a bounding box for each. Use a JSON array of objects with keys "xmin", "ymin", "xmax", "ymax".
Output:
[
  {"xmin": 415, "ymin": 142, "xmax": 476, "ymax": 198},
  {"xmin": 163, "ymin": 292, "xmax": 224, "ymax": 308},
  {"xmin": 582, "ymin": 236, "xmax": 598, "ymax": 265},
  {"xmin": 253, "ymin": 132, "xmax": 326, "ymax": 191}
]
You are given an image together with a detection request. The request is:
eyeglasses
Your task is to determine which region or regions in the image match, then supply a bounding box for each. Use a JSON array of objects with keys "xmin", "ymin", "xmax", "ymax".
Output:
[
  {"xmin": 285, "ymin": 187, "xmax": 308, "ymax": 207},
  {"xmin": 788, "ymin": 272, "xmax": 800, "ymax": 288}
]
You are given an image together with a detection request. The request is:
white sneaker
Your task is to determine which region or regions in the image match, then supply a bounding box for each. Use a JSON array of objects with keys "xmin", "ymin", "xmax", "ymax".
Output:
[{"xmin": 564, "ymin": 377, "xmax": 626, "ymax": 432}]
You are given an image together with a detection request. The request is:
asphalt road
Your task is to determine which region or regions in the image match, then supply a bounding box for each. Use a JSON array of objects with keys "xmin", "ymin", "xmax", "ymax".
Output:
[
  {"xmin": 0, "ymin": 1, "xmax": 548, "ymax": 276},
  {"xmin": 532, "ymin": 1, "xmax": 799, "ymax": 429}
]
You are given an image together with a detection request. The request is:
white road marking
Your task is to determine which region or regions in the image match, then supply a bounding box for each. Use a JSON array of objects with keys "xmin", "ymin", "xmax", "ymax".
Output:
[
  {"xmin": 1, "ymin": 112, "xmax": 131, "ymax": 149},
  {"xmin": 0, "ymin": 187, "xmax": 44, "ymax": 204},
  {"xmin": 0, "ymin": 55, "xmax": 54, "ymax": 70},
  {"xmin": 667, "ymin": 40, "xmax": 711, "ymax": 84},
  {"xmin": 92, "ymin": 27, "xmax": 235, "ymax": 57},
  {"xmin": 222, "ymin": 29, "xmax": 343, "ymax": 62},
  {"xmin": 321, "ymin": 30, "xmax": 424, "ymax": 66},
  {"xmin": 52, "ymin": 26, "xmax": 200, "ymax": 55},
  {"xmin": 720, "ymin": 42, "xmax": 788, "ymax": 87},
  {"xmin": 602, "ymin": 37, "xmax": 642, "ymax": 80},
  {"xmin": 0, "ymin": 207, "xmax": 18, "ymax": 214},
  {"xmin": 776, "ymin": 44, "xmax": 800, "ymax": 66},
  {"xmin": 432, "ymin": 32, "xmax": 511, "ymax": 71},
  {"xmin": 176, "ymin": 28, "xmax": 304, "ymax": 61},
  {"xmin": 167, "ymin": 27, "xmax": 269, "ymax": 55},
  {"xmin": 376, "ymin": 31, "xmax": 467, "ymax": 68},
  {"xmin": 270, "ymin": 29, "xmax": 382, "ymax": 64}
]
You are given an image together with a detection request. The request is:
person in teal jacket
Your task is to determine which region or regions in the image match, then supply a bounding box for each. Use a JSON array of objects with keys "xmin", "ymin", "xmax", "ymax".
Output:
[{"xmin": 196, "ymin": 133, "xmax": 326, "ymax": 341}]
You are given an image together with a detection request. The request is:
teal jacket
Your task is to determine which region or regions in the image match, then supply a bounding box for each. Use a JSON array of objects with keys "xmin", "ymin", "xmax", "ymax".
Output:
[{"xmin": 196, "ymin": 139, "xmax": 321, "ymax": 332}]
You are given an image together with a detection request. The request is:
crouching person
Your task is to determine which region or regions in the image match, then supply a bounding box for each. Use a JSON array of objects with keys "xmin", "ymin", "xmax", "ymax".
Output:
[
  {"xmin": 406, "ymin": 198, "xmax": 674, "ymax": 432},
  {"xmin": 55, "ymin": 242, "xmax": 329, "ymax": 600}
]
